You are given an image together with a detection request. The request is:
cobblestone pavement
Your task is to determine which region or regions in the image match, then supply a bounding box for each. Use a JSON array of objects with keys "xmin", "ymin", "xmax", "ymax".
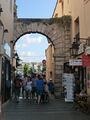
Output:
[{"xmin": 1, "ymin": 98, "xmax": 90, "ymax": 120}]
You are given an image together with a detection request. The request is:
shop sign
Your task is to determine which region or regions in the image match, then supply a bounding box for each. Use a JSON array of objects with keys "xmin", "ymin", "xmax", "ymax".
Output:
[
  {"xmin": 69, "ymin": 59, "xmax": 82, "ymax": 66},
  {"xmin": 4, "ymin": 43, "xmax": 11, "ymax": 57},
  {"xmin": 82, "ymin": 53, "xmax": 90, "ymax": 66}
]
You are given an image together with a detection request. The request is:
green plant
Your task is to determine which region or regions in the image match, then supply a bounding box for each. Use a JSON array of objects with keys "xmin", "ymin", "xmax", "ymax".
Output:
[{"xmin": 50, "ymin": 15, "xmax": 72, "ymax": 27}]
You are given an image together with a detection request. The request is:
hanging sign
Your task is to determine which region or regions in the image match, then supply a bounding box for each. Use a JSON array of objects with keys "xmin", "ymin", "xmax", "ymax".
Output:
[
  {"xmin": 82, "ymin": 53, "xmax": 90, "ymax": 66},
  {"xmin": 69, "ymin": 59, "xmax": 82, "ymax": 66}
]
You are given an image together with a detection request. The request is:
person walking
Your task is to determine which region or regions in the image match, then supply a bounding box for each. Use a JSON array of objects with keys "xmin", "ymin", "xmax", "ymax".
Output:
[
  {"xmin": 31, "ymin": 74, "xmax": 37, "ymax": 99},
  {"xmin": 35, "ymin": 75, "xmax": 44, "ymax": 104},
  {"xmin": 25, "ymin": 76, "xmax": 32, "ymax": 100},
  {"xmin": 14, "ymin": 75, "xmax": 22, "ymax": 103},
  {"xmin": 43, "ymin": 81, "xmax": 50, "ymax": 103},
  {"xmin": 48, "ymin": 79, "xmax": 55, "ymax": 98},
  {"xmin": 22, "ymin": 77, "xmax": 27, "ymax": 99}
]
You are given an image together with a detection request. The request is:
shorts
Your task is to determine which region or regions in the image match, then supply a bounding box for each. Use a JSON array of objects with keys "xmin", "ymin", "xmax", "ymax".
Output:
[
  {"xmin": 36, "ymin": 89, "xmax": 44, "ymax": 96},
  {"xmin": 25, "ymin": 86, "xmax": 32, "ymax": 92}
]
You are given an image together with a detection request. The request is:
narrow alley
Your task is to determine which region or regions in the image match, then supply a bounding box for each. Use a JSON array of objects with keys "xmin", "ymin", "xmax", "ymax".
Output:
[
  {"xmin": 1, "ymin": 1, "xmax": 90, "ymax": 119},
  {"xmin": 1, "ymin": 98, "xmax": 90, "ymax": 120}
]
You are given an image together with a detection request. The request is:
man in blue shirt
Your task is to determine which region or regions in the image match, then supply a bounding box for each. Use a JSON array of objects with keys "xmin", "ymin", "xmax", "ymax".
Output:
[{"xmin": 36, "ymin": 75, "xmax": 44, "ymax": 104}]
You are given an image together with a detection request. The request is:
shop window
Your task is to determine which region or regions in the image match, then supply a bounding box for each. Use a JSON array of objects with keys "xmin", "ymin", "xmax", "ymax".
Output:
[
  {"xmin": 62, "ymin": 0, "xmax": 64, "ymax": 15},
  {"xmin": 59, "ymin": 0, "xmax": 62, "ymax": 3},
  {"xmin": 74, "ymin": 17, "xmax": 80, "ymax": 38},
  {"xmin": 68, "ymin": 0, "xmax": 69, "ymax": 4}
]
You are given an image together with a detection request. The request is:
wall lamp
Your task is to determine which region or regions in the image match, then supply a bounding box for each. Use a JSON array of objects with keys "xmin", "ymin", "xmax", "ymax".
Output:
[
  {"xmin": 74, "ymin": 37, "xmax": 90, "ymax": 46},
  {"xmin": 10, "ymin": 40, "xmax": 14, "ymax": 45},
  {"xmin": 70, "ymin": 41, "xmax": 79, "ymax": 56},
  {"xmin": 70, "ymin": 36, "xmax": 90, "ymax": 57}
]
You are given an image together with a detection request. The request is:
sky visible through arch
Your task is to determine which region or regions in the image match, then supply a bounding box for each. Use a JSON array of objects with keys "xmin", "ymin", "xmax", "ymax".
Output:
[
  {"xmin": 16, "ymin": 33, "xmax": 48, "ymax": 62},
  {"xmin": 16, "ymin": 0, "xmax": 57, "ymax": 62}
]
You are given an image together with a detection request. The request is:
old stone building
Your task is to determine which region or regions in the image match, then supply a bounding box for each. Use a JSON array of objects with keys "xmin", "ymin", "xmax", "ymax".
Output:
[
  {"xmin": 53, "ymin": 0, "xmax": 90, "ymax": 95},
  {"xmin": 0, "ymin": 0, "xmax": 15, "ymax": 110}
]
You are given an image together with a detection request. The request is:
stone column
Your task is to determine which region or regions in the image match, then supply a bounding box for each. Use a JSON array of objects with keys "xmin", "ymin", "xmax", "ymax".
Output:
[
  {"xmin": 54, "ymin": 54, "xmax": 65, "ymax": 96},
  {"xmin": 10, "ymin": 41, "xmax": 15, "ymax": 98}
]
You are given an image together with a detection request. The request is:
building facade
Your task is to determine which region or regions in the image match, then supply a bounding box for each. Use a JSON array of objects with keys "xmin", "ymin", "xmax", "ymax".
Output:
[
  {"xmin": 46, "ymin": 43, "xmax": 54, "ymax": 82},
  {"xmin": 0, "ymin": 0, "xmax": 15, "ymax": 111},
  {"xmin": 53, "ymin": 0, "xmax": 90, "ymax": 95}
]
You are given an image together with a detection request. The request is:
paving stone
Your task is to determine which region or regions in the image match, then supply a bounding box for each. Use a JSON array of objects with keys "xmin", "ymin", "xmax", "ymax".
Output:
[{"xmin": 1, "ymin": 98, "xmax": 90, "ymax": 120}]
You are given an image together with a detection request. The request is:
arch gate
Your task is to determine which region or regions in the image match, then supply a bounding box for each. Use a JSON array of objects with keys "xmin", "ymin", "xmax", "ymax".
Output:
[{"xmin": 13, "ymin": 16, "xmax": 71, "ymax": 92}]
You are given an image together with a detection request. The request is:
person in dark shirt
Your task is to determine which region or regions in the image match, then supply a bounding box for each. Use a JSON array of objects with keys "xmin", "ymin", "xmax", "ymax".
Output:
[
  {"xmin": 48, "ymin": 80, "xmax": 54, "ymax": 95},
  {"xmin": 14, "ymin": 75, "xmax": 22, "ymax": 103}
]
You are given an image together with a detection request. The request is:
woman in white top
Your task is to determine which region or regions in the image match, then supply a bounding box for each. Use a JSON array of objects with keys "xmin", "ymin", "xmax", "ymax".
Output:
[{"xmin": 25, "ymin": 77, "xmax": 32, "ymax": 99}]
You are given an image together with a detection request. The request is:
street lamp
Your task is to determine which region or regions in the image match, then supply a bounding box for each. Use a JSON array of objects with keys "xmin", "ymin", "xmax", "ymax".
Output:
[
  {"xmin": 70, "ymin": 41, "xmax": 79, "ymax": 56},
  {"xmin": 70, "ymin": 36, "xmax": 90, "ymax": 57}
]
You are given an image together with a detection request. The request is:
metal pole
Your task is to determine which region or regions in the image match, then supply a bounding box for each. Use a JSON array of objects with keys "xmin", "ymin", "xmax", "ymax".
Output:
[{"xmin": 10, "ymin": 41, "xmax": 14, "ymax": 98}]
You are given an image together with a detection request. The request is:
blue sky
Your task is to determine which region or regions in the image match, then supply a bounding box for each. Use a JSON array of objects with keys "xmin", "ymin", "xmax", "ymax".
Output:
[
  {"xmin": 16, "ymin": 33, "xmax": 49, "ymax": 62},
  {"xmin": 16, "ymin": 0, "xmax": 57, "ymax": 62},
  {"xmin": 16, "ymin": 0, "xmax": 57, "ymax": 18}
]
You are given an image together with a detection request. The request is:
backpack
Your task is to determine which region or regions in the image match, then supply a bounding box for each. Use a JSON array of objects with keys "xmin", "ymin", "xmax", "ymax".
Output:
[{"xmin": 15, "ymin": 80, "xmax": 21, "ymax": 88}]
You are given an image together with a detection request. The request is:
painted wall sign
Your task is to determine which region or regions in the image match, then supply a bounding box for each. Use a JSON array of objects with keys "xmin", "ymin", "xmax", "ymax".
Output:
[{"xmin": 69, "ymin": 59, "xmax": 82, "ymax": 66}]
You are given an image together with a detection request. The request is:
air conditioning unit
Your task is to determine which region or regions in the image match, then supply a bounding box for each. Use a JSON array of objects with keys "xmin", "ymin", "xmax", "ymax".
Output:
[{"xmin": 85, "ymin": 46, "xmax": 90, "ymax": 55}]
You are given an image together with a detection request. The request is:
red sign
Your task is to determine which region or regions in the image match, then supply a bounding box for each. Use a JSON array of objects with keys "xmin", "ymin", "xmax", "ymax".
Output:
[
  {"xmin": 82, "ymin": 53, "xmax": 90, "ymax": 66},
  {"xmin": 42, "ymin": 59, "xmax": 46, "ymax": 65}
]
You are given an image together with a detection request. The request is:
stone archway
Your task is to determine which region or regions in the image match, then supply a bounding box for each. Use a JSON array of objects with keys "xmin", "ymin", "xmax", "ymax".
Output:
[{"xmin": 13, "ymin": 16, "xmax": 71, "ymax": 92}]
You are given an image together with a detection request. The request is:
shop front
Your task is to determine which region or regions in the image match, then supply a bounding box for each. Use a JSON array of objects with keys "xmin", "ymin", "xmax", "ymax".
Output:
[
  {"xmin": 82, "ymin": 53, "xmax": 90, "ymax": 95},
  {"xmin": 1, "ymin": 57, "xmax": 11, "ymax": 103},
  {"xmin": 1, "ymin": 43, "xmax": 11, "ymax": 103},
  {"xmin": 69, "ymin": 59, "xmax": 86, "ymax": 93}
]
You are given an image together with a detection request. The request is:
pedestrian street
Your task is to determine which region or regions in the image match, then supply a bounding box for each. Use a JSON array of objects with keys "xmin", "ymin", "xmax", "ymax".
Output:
[{"xmin": 1, "ymin": 98, "xmax": 90, "ymax": 120}]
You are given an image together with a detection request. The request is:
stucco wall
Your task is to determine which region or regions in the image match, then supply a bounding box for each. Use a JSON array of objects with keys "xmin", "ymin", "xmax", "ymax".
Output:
[
  {"xmin": 46, "ymin": 44, "xmax": 54, "ymax": 82},
  {"xmin": 53, "ymin": 0, "xmax": 62, "ymax": 17},
  {"xmin": 53, "ymin": 0, "xmax": 90, "ymax": 40},
  {"xmin": 0, "ymin": 0, "xmax": 14, "ymax": 43},
  {"xmin": 53, "ymin": 0, "xmax": 90, "ymax": 95},
  {"xmin": 64, "ymin": 0, "xmax": 90, "ymax": 39}
]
